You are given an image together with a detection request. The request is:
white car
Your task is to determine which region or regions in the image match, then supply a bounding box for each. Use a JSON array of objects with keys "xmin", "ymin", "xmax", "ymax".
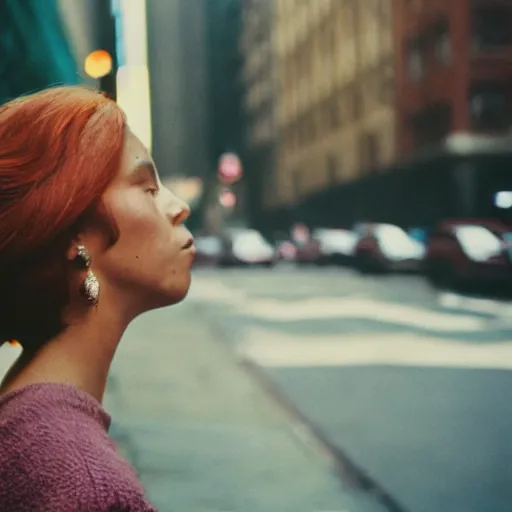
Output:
[
  {"xmin": 220, "ymin": 229, "xmax": 276, "ymax": 267},
  {"xmin": 314, "ymin": 228, "xmax": 358, "ymax": 265}
]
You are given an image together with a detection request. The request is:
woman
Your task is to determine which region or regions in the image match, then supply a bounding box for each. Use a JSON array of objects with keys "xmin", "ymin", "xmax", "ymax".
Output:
[{"xmin": 0, "ymin": 86, "xmax": 195, "ymax": 511}]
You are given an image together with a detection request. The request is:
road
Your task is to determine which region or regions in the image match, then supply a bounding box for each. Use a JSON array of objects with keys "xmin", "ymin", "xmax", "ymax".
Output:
[
  {"xmin": 0, "ymin": 292, "xmax": 387, "ymax": 512},
  {"xmin": 190, "ymin": 265, "xmax": 512, "ymax": 512}
]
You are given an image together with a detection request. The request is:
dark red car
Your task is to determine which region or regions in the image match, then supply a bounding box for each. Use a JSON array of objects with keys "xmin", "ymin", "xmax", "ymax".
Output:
[
  {"xmin": 424, "ymin": 219, "xmax": 512, "ymax": 289},
  {"xmin": 354, "ymin": 223, "xmax": 425, "ymax": 273}
]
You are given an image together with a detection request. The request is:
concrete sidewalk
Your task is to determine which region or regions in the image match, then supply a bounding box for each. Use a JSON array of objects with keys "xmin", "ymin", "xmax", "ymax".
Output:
[{"xmin": 104, "ymin": 302, "xmax": 386, "ymax": 512}]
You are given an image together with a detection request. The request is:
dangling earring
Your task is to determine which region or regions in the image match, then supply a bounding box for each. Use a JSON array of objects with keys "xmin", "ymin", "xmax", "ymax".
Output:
[{"xmin": 74, "ymin": 245, "xmax": 100, "ymax": 305}]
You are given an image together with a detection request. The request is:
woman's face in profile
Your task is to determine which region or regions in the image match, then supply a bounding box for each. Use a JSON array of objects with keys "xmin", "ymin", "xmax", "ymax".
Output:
[{"xmin": 85, "ymin": 130, "xmax": 195, "ymax": 313}]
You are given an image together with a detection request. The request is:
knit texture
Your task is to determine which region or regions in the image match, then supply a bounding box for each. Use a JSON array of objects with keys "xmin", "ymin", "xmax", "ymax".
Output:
[{"xmin": 0, "ymin": 382, "xmax": 158, "ymax": 511}]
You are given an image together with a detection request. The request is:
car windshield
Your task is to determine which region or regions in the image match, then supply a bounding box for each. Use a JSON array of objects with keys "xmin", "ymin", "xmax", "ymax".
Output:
[
  {"xmin": 454, "ymin": 225, "xmax": 502, "ymax": 252},
  {"xmin": 375, "ymin": 224, "xmax": 416, "ymax": 246},
  {"xmin": 314, "ymin": 229, "xmax": 354, "ymax": 241},
  {"xmin": 233, "ymin": 230, "xmax": 269, "ymax": 248}
]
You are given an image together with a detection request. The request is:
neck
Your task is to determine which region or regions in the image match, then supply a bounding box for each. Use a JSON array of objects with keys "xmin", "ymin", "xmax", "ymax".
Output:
[{"xmin": 0, "ymin": 301, "xmax": 130, "ymax": 403}]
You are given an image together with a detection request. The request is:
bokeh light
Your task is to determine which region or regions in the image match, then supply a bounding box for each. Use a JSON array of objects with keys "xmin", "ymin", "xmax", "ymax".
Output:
[{"xmin": 84, "ymin": 49, "xmax": 113, "ymax": 78}]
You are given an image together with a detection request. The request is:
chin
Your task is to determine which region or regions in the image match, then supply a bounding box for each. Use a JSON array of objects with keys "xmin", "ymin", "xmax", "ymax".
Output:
[
  {"xmin": 144, "ymin": 287, "xmax": 189, "ymax": 313},
  {"xmin": 160, "ymin": 273, "xmax": 192, "ymax": 307},
  {"xmin": 168, "ymin": 285, "xmax": 190, "ymax": 305}
]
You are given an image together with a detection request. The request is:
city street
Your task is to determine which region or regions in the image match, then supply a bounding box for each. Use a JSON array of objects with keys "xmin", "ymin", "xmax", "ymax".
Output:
[
  {"xmin": 102, "ymin": 288, "xmax": 390, "ymax": 512},
  {"xmin": 1, "ymin": 265, "xmax": 511, "ymax": 511},
  {"xmin": 190, "ymin": 265, "xmax": 512, "ymax": 512}
]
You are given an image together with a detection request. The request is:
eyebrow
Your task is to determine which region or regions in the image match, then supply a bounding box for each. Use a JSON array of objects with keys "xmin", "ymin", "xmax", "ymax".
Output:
[{"xmin": 130, "ymin": 160, "xmax": 158, "ymax": 183}]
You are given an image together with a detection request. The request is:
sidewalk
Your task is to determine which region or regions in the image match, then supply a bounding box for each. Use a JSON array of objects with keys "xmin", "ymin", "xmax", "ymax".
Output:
[{"xmin": 104, "ymin": 302, "xmax": 386, "ymax": 512}]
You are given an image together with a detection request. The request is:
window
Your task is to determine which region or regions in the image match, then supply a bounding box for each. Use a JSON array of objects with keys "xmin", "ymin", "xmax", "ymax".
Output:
[
  {"xmin": 326, "ymin": 153, "xmax": 339, "ymax": 183},
  {"xmin": 292, "ymin": 168, "xmax": 302, "ymax": 196},
  {"xmin": 410, "ymin": 103, "xmax": 451, "ymax": 149},
  {"xmin": 379, "ymin": 63, "xmax": 394, "ymax": 105},
  {"xmin": 407, "ymin": 38, "xmax": 425, "ymax": 81},
  {"xmin": 433, "ymin": 22, "xmax": 452, "ymax": 65},
  {"xmin": 374, "ymin": 0, "xmax": 391, "ymax": 19},
  {"xmin": 327, "ymin": 94, "xmax": 341, "ymax": 129},
  {"xmin": 406, "ymin": 0, "xmax": 422, "ymax": 10},
  {"xmin": 472, "ymin": 5, "xmax": 512, "ymax": 50},
  {"xmin": 292, "ymin": 125, "xmax": 299, "ymax": 149},
  {"xmin": 326, "ymin": 22, "xmax": 337, "ymax": 57},
  {"xmin": 359, "ymin": 132, "xmax": 380, "ymax": 172},
  {"xmin": 306, "ymin": 110, "xmax": 316, "ymax": 141},
  {"xmin": 470, "ymin": 83, "xmax": 510, "ymax": 132},
  {"xmin": 352, "ymin": 86, "xmax": 363, "ymax": 120}
]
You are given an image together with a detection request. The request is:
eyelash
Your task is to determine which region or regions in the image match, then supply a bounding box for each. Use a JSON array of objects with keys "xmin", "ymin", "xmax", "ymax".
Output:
[{"xmin": 145, "ymin": 187, "xmax": 158, "ymax": 196}]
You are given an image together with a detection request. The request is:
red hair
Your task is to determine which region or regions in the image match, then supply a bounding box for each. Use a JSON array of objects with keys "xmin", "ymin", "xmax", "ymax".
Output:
[{"xmin": 0, "ymin": 86, "xmax": 126, "ymax": 348}]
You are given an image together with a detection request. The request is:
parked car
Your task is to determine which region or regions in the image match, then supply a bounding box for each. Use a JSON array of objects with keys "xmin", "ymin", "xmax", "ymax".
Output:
[
  {"xmin": 193, "ymin": 235, "xmax": 222, "ymax": 267},
  {"xmin": 425, "ymin": 219, "xmax": 512, "ymax": 289},
  {"xmin": 275, "ymin": 239, "xmax": 297, "ymax": 262},
  {"xmin": 314, "ymin": 228, "xmax": 358, "ymax": 266},
  {"xmin": 219, "ymin": 229, "xmax": 276, "ymax": 267},
  {"xmin": 354, "ymin": 223, "xmax": 425, "ymax": 273},
  {"xmin": 294, "ymin": 235, "xmax": 321, "ymax": 264},
  {"xmin": 294, "ymin": 228, "xmax": 357, "ymax": 266}
]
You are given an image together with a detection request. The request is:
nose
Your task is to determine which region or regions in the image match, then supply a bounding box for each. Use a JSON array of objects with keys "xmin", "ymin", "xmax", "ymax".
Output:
[{"xmin": 168, "ymin": 197, "xmax": 190, "ymax": 226}]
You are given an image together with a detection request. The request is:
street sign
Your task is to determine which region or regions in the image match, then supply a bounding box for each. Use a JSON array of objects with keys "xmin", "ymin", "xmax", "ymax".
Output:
[
  {"xmin": 218, "ymin": 152, "xmax": 242, "ymax": 184},
  {"xmin": 219, "ymin": 189, "xmax": 237, "ymax": 208}
]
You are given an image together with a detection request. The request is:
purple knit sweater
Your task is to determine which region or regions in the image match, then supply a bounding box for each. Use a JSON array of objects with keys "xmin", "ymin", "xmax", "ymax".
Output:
[{"xmin": 0, "ymin": 383, "xmax": 157, "ymax": 511}]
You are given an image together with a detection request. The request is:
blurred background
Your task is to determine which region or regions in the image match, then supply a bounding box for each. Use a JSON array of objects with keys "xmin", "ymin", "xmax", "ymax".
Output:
[{"xmin": 2, "ymin": 1, "xmax": 512, "ymax": 511}]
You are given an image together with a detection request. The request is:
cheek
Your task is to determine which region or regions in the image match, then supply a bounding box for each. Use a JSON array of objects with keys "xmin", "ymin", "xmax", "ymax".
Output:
[{"xmin": 110, "ymin": 193, "xmax": 172, "ymax": 254}]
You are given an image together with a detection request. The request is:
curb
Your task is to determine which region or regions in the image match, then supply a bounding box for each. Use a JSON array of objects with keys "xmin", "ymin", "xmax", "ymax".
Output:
[{"xmin": 195, "ymin": 302, "xmax": 410, "ymax": 512}]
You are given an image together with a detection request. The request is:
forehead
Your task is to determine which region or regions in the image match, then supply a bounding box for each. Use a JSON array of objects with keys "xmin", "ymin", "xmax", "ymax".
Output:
[{"xmin": 121, "ymin": 130, "xmax": 152, "ymax": 172}]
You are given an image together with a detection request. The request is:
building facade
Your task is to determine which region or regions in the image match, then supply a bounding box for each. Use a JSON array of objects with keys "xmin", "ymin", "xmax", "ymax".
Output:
[
  {"xmin": 0, "ymin": 0, "xmax": 79, "ymax": 103},
  {"xmin": 146, "ymin": 0, "xmax": 210, "ymax": 180},
  {"xmin": 272, "ymin": 0, "xmax": 395, "ymax": 208},
  {"xmin": 200, "ymin": 0, "xmax": 245, "ymax": 230},
  {"xmin": 59, "ymin": 0, "xmax": 116, "ymax": 90},
  {"xmin": 240, "ymin": 0, "xmax": 277, "ymax": 222},
  {"xmin": 395, "ymin": 0, "xmax": 512, "ymax": 157},
  {"xmin": 206, "ymin": 0, "xmax": 244, "ymax": 166}
]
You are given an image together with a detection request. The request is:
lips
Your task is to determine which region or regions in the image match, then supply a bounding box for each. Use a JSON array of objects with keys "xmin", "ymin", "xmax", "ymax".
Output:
[{"xmin": 181, "ymin": 237, "xmax": 194, "ymax": 250}]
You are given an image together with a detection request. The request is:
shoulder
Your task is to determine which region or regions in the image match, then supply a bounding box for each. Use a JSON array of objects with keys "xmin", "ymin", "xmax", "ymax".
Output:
[{"xmin": 0, "ymin": 383, "xmax": 155, "ymax": 511}]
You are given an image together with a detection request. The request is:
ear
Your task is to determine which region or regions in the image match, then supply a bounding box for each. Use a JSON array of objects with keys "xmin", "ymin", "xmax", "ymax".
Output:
[{"xmin": 66, "ymin": 236, "xmax": 85, "ymax": 263}]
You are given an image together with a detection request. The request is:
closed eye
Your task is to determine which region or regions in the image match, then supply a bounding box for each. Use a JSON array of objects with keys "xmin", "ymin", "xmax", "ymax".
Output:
[{"xmin": 130, "ymin": 161, "xmax": 160, "ymax": 196}]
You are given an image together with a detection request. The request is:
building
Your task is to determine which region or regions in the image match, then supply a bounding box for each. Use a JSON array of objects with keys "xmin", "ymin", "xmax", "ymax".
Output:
[
  {"xmin": 0, "ymin": 0, "xmax": 79, "ymax": 103},
  {"xmin": 272, "ymin": 0, "xmax": 395, "ymax": 209},
  {"xmin": 204, "ymin": 0, "xmax": 245, "ymax": 227},
  {"xmin": 59, "ymin": 0, "xmax": 117, "ymax": 95},
  {"xmin": 206, "ymin": 0, "xmax": 244, "ymax": 167},
  {"xmin": 395, "ymin": 0, "xmax": 512, "ymax": 157},
  {"xmin": 146, "ymin": 0, "xmax": 210, "ymax": 180},
  {"xmin": 1, "ymin": 0, "xmax": 151, "ymax": 150},
  {"xmin": 240, "ymin": 0, "xmax": 277, "ymax": 224},
  {"xmin": 111, "ymin": 0, "xmax": 151, "ymax": 150},
  {"xmin": 0, "ymin": 0, "xmax": 123, "ymax": 103}
]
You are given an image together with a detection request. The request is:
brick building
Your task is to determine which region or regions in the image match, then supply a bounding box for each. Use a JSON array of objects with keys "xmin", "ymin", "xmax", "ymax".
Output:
[{"xmin": 395, "ymin": 0, "xmax": 512, "ymax": 157}]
